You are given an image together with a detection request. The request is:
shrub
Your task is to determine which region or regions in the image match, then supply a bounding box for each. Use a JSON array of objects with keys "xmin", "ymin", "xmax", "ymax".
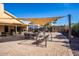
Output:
[{"xmin": 71, "ymin": 22, "xmax": 79, "ymax": 37}]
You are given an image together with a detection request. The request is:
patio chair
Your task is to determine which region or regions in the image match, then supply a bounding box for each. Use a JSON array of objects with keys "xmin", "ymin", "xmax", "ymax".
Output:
[
  {"xmin": 24, "ymin": 33, "xmax": 29, "ymax": 39},
  {"xmin": 1, "ymin": 32, "xmax": 6, "ymax": 36},
  {"xmin": 32, "ymin": 35, "xmax": 49, "ymax": 45},
  {"xmin": 24, "ymin": 32, "xmax": 38, "ymax": 39}
]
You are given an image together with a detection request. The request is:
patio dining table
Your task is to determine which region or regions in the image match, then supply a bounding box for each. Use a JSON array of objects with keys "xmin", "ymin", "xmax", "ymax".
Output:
[{"xmin": 24, "ymin": 32, "xmax": 39, "ymax": 39}]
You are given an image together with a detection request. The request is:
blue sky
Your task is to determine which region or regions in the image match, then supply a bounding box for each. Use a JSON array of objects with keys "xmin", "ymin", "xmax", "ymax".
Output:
[{"xmin": 4, "ymin": 3, "xmax": 79, "ymax": 25}]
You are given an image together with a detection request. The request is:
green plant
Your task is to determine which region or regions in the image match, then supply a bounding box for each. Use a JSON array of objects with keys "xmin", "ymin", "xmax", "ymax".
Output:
[
  {"xmin": 72, "ymin": 22, "xmax": 79, "ymax": 37},
  {"xmin": 72, "ymin": 23, "xmax": 79, "ymax": 32}
]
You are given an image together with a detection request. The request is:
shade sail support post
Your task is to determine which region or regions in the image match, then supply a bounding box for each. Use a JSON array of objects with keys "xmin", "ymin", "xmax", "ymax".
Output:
[
  {"xmin": 44, "ymin": 27, "xmax": 47, "ymax": 47},
  {"xmin": 50, "ymin": 26, "xmax": 53, "ymax": 41},
  {"xmin": 68, "ymin": 14, "xmax": 72, "ymax": 43},
  {"xmin": 50, "ymin": 31, "xmax": 52, "ymax": 41}
]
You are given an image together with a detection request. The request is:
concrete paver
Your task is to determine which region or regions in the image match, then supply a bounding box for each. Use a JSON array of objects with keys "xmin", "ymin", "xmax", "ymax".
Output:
[{"xmin": 0, "ymin": 32, "xmax": 73, "ymax": 56}]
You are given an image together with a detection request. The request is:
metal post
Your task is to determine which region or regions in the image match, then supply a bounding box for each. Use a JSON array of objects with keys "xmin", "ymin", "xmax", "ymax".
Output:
[
  {"xmin": 45, "ymin": 36, "xmax": 47, "ymax": 47},
  {"xmin": 68, "ymin": 14, "xmax": 71, "ymax": 43},
  {"xmin": 51, "ymin": 26, "xmax": 52, "ymax": 41},
  {"xmin": 44, "ymin": 27, "xmax": 47, "ymax": 47},
  {"xmin": 51, "ymin": 32, "xmax": 52, "ymax": 41},
  {"xmin": 36, "ymin": 32, "xmax": 38, "ymax": 46}
]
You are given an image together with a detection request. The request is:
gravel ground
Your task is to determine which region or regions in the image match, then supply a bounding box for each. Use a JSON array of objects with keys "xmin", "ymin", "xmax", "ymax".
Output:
[
  {"xmin": 70, "ymin": 37, "xmax": 79, "ymax": 56},
  {"xmin": 61, "ymin": 32, "xmax": 79, "ymax": 56},
  {"xmin": 0, "ymin": 32, "xmax": 73, "ymax": 56}
]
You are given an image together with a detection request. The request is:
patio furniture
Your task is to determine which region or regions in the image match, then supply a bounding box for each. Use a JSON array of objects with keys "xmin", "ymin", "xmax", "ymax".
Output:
[
  {"xmin": 32, "ymin": 35, "xmax": 49, "ymax": 45},
  {"xmin": 1, "ymin": 32, "xmax": 6, "ymax": 36},
  {"xmin": 24, "ymin": 32, "xmax": 39, "ymax": 39},
  {"xmin": 24, "ymin": 33, "xmax": 30, "ymax": 39}
]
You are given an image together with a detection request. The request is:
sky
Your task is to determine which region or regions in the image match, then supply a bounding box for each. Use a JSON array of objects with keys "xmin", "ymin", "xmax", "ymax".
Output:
[{"xmin": 4, "ymin": 3, "xmax": 79, "ymax": 25}]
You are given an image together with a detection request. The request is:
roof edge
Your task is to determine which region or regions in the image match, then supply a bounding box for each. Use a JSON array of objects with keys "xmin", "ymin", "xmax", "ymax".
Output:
[{"xmin": 4, "ymin": 10, "xmax": 17, "ymax": 18}]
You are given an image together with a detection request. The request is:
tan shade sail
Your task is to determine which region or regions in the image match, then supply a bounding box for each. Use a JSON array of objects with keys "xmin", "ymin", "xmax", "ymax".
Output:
[
  {"xmin": 27, "ymin": 16, "xmax": 64, "ymax": 26},
  {"xmin": 0, "ymin": 16, "xmax": 64, "ymax": 26}
]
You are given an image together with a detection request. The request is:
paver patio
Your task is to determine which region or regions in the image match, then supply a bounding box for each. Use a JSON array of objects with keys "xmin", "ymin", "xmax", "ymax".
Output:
[{"xmin": 0, "ymin": 32, "xmax": 73, "ymax": 56}]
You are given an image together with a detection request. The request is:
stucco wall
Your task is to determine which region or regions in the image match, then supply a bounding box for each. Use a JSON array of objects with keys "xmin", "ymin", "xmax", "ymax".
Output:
[
  {"xmin": 0, "ymin": 4, "xmax": 4, "ymax": 18},
  {"xmin": 0, "ymin": 25, "xmax": 15, "ymax": 34},
  {"xmin": 0, "ymin": 4, "xmax": 4, "ymax": 33},
  {"xmin": 0, "ymin": 25, "xmax": 4, "ymax": 32},
  {"xmin": 52, "ymin": 26, "xmax": 64, "ymax": 32},
  {"xmin": 0, "ymin": 4, "xmax": 4, "ymax": 13}
]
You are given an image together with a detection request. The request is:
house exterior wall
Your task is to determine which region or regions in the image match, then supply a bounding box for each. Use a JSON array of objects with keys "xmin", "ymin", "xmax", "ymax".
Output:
[
  {"xmin": 0, "ymin": 25, "xmax": 4, "ymax": 32},
  {"xmin": 0, "ymin": 4, "xmax": 4, "ymax": 13},
  {"xmin": 52, "ymin": 26, "xmax": 64, "ymax": 32},
  {"xmin": 0, "ymin": 25, "xmax": 15, "ymax": 32},
  {"xmin": 0, "ymin": 3, "xmax": 4, "ymax": 19},
  {"xmin": 0, "ymin": 4, "xmax": 25, "ymax": 35}
]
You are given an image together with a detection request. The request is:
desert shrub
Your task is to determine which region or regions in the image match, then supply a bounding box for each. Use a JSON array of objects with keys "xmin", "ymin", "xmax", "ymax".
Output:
[{"xmin": 71, "ymin": 23, "xmax": 79, "ymax": 37}]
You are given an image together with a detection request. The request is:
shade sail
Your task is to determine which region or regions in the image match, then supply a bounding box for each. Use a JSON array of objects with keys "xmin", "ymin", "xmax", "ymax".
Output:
[
  {"xmin": 0, "ymin": 16, "xmax": 64, "ymax": 26},
  {"xmin": 27, "ymin": 16, "xmax": 64, "ymax": 26}
]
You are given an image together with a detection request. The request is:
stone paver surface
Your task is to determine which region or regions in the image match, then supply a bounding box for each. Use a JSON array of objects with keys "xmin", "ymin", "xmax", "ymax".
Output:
[{"xmin": 0, "ymin": 32, "xmax": 73, "ymax": 56}]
